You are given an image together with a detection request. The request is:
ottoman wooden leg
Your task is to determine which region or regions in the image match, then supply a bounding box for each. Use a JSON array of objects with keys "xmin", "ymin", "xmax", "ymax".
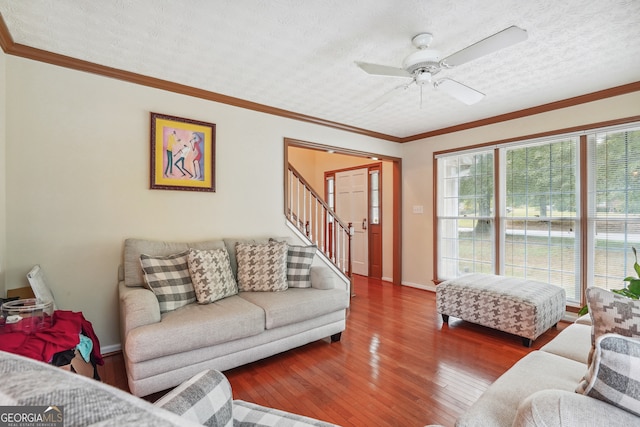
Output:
[
  {"xmin": 441, "ymin": 314, "xmax": 449, "ymax": 324},
  {"xmin": 331, "ymin": 332, "xmax": 342, "ymax": 342},
  {"xmin": 522, "ymin": 337, "xmax": 533, "ymax": 347}
]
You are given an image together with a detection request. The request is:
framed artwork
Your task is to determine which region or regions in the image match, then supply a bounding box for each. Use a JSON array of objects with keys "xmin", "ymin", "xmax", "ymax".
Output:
[{"xmin": 150, "ymin": 112, "xmax": 216, "ymax": 192}]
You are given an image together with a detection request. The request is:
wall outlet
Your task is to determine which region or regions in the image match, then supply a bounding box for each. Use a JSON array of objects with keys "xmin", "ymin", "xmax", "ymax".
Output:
[{"xmin": 412, "ymin": 205, "xmax": 424, "ymax": 214}]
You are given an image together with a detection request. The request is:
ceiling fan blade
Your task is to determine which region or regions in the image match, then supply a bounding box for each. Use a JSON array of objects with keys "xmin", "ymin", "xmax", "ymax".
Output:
[
  {"xmin": 441, "ymin": 26, "xmax": 527, "ymax": 67},
  {"xmin": 435, "ymin": 78, "xmax": 484, "ymax": 105},
  {"xmin": 355, "ymin": 61, "xmax": 411, "ymax": 77},
  {"xmin": 365, "ymin": 82, "xmax": 414, "ymax": 111}
]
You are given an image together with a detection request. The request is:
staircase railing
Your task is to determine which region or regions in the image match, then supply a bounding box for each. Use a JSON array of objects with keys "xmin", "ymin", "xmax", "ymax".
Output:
[{"xmin": 286, "ymin": 164, "xmax": 352, "ymax": 279}]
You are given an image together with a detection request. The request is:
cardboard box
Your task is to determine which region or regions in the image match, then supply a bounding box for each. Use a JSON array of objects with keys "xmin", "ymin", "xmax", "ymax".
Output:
[{"xmin": 6, "ymin": 287, "xmax": 35, "ymax": 300}]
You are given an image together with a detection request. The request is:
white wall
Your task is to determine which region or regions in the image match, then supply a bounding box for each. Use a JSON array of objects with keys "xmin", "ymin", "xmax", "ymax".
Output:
[
  {"xmin": 7, "ymin": 51, "xmax": 638, "ymax": 348},
  {"xmin": 0, "ymin": 49, "xmax": 6, "ymax": 297},
  {"xmin": 401, "ymin": 91, "xmax": 640, "ymax": 290},
  {"xmin": 5, "ymin": 55, "xmax": 402, "ymax": 349}
]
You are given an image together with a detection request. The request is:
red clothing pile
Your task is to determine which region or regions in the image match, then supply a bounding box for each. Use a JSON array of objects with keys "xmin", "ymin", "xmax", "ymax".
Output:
[{"xmin": 0, "ymin": 310, "xmax": 103, "ymax": 365}]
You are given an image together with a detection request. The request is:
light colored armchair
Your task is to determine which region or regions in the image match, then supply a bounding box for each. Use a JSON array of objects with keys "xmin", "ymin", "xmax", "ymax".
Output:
[{"xmin": 0, "ymin": 350, "xmax": 338, "ymax": 426}]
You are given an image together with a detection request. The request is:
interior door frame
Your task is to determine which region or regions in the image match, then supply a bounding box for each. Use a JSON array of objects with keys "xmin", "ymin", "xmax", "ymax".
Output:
[
  {"xmin": 285, "ymin": 137, "xmax": 402, "ymax": 285},
  {"xmin": 326, "ymin": 163, "xmax": 381, "ymax": 278}
]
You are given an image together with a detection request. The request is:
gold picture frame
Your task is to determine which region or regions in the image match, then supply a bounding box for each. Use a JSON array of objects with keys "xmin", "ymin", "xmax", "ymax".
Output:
[{"xmin": 150, "ymin": 112, "xmax": 216, "ymax": 192}]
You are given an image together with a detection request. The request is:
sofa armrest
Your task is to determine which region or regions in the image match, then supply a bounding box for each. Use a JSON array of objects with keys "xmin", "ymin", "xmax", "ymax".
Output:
[
  {"xmin": 118, "ymin": 281, "xmax": 161, "ymax": 338},
  {"xmin": 513, "ymin": 389, "xmax": 639, "ymax": 427},
  {"xmin": 575, "ymin": 313, "xmax": 592, "ymax": 325},
  {"xmin": 310, "ymin": 266, "xmax": 339, "ymax": 290},
  {"xmin": 233, "ymin": 400, "xmax": 339, "ymax": 426},
  {"xmin": 154, "ymin": 369, "xmax": 233, "ymax": 427}
]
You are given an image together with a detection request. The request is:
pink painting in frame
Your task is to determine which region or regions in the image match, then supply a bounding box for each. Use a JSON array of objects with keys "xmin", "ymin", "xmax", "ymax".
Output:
[{"xmin": 150, "ymin": 112, "xmax": 216, "ymax": 192}]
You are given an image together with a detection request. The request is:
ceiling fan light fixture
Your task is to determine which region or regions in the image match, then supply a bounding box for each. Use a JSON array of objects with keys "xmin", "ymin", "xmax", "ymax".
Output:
[
  {"xmin": 415, "ymin": 70, "xmax": 432, "ymax": 85},
  {"xmin": 402, "ymin": 49, "xmax": 441, "ymax": 73}
]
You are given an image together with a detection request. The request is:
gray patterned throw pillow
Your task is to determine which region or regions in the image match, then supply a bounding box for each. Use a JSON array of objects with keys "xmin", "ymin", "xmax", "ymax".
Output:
[
  {"xmin": 140, "ymin": 251, "xmax": 196, "ymax": 314},
  {"xmin": 236, "ymin": 241, "xmax": 288, "ymax": 292},
  {"xmin": 287, "ymin": 245, "xmax": 316, "ymax": 288},
  {"xmin": 155, "ymin": 369, "xmax": 233, "ymax": 427},
  {"xmin": 187, "ymin": 248, "xmax": 238, "ymax": 304},
  {"xmin": 586, "ymin": 286, "xmax": 640, "ymax": 363},
  {"xmin": 576, "ymin": 333, "xmax": 640, "ymax": 416}
]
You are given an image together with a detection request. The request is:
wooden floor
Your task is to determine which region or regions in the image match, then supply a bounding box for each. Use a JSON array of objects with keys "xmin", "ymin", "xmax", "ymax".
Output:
[{"xmin": 99, "ymin": 275, "xmax": 566, "ymax": 427}]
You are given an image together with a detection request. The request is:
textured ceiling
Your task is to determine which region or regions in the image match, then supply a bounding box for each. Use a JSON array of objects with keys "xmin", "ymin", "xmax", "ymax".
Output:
[{"xmin": 1, "ymin": 0, "xmax": 639, "ymax": 139}]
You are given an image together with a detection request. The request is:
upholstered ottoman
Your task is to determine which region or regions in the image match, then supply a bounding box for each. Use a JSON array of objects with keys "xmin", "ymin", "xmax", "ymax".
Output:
[{"xmin": 436, "ymin": 273, "xmax": 566, "ymax": 346}]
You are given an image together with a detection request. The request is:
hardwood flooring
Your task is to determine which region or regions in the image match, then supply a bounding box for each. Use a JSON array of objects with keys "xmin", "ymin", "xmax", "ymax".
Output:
[{"xmin": 99, "ymin": 275, "xmax": 565, "ymax": 427}]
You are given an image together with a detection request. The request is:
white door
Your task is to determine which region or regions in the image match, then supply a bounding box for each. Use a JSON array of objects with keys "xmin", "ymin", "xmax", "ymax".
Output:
[{"xmin": 335, "ymin": 168, "xmax": 368, "ymax": 276}]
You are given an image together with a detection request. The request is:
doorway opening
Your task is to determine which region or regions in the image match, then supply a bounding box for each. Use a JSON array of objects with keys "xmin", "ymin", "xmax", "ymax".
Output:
[{"xmin": 284, "ymin": 138, "xmax": 401, "ymax": 285}]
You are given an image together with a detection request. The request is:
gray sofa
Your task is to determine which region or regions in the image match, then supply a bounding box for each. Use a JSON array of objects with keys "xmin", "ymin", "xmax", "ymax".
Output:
[
  {"xmin": 118, "ymin": 237, "xmax": 350, "ymax": 397},
  {"xmin": 455, "ymin": 314, "xmax": 640, "ymax": 426},
  {"xmin": 0, "ymin": 350, "xmax": 337, "ymax": 426}
]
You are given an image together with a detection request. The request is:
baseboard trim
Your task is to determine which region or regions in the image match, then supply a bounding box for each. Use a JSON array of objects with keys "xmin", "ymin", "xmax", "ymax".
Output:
[
  {"xmin": 101, "ymin": 344, "xmax": 122, "ymax": 355},
  {"xmin": 401, "ymin": 281, "xmax": 436, "ymax": 292}
]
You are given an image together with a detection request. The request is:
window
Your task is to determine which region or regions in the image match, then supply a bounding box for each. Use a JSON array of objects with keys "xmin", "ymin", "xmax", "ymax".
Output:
[
  {"xmin": 326, "ymin": 175, "xmax": 335, "ymax": 222},
  {"xmin": 370, "ymin": 169, "xmax": 380, "ymax": 225},
  {"xmin": 437, "ymin": 151, "xmax": 494, "ymax": 278},
  {"xmin": 587, "ymin": 126, "xmax": 640, "ymax": 291},
  {"xmin": 503, "ymin": 138, "xmax": 580, "ymax": 301},
  {"xmin": 436, "ymin": 122, "xmax": 640, "ymax": 306}
]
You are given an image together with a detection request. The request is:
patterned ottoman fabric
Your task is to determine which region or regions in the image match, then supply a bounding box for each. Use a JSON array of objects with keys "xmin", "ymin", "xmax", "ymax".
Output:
[{"xmin": 436, "ymin": 273, "xmax": 566, "ymax": 344}]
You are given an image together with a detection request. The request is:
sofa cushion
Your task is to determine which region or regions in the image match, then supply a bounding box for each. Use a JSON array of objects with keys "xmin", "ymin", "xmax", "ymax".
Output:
[
  {"xmin": 455, "ymin": 351, "xmax": 587, "ymax": 427},
  {"xmin": 513, "ymin": 389, "xmax": 640, "ymax": 427},
  {"xmin": 140, "ymin": 251, "xmax": 196, "ymax": 314},
  {"xmin": 239, "ymin": 288, "xmax": 349, "ymax": 329},
  {"xmin": 540, "ymin": 323, "xmax": 592, "ymax": 364},
  {"xmin": 154, "ymin": 369, "xmax": 233, "ymax": 427},
  {"xmin": 125, "ymin": 295, "xmax": 265, "ymax": 363},
  {"xmin": 310, "ymin": 266, "xmax": 338, "ymax": 290},
  {"xmin": 576, "ymin": 333, "xmax": 640, "ymax": 416},
  {"xmin": 236, "ymin": 241, "xmax": 288, "ymax": 292},
  {"xmin": 575, "ymin": 313, "xmax": 592, "ymax": 325},
  {"xmin": 187, "ymin": 248, "xmax": 238, "ymax": 304},
  {"xmin": 286, "ymin": 245, "xmax": 316, "ymax": 288},
  {"xmin": 586, "ymin": 286, "xmax": 640, "ymax": 363},
  {"xmin": 124, "ymin": 238, "xmax": 225, "ymax": 287}
]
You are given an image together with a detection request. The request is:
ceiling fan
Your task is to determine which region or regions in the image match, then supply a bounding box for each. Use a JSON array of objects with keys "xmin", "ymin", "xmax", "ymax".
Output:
[{"xmin": 356, "ymin": 26, "xmax": 527, "ymax": 109}]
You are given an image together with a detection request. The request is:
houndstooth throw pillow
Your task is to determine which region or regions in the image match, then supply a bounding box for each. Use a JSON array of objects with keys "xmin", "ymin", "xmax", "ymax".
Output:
[
  {"xmin": 236, "ymin": 241, "xmax": 288, "ymax": 292},
  {"xmin": 586, "ymin": 286, "xmax": 640, "ymax": 364},
  {"xmin": 287, "ymin": 245, "xmax": 316, "ymax": 288},
  {"xmin": 187, "ymin": 248, "xmax": 238, "ymax": 304},
  {"xmin": 140, "ymin": 251, "xmax": 196, "ymax": 314},
  {"xmin": 576, "ymin": 333, "xmax": 640, "ymax": 416}
]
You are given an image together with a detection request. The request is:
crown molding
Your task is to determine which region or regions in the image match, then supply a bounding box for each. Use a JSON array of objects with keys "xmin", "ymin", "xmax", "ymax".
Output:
[
  {"xmin": 0, "ymin": 12, "xmax": 13, "ymax": 52},
  {"xmin": 0, "ymin": 14, "xmax": 402, "ymax": 143},
  {"xmin": 1, "ymin": 13, "xmax": 638, "ymax": 144},
  {"xmin": 400, "ymin": 81, "xmax": 640, "ymax": 142}
]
